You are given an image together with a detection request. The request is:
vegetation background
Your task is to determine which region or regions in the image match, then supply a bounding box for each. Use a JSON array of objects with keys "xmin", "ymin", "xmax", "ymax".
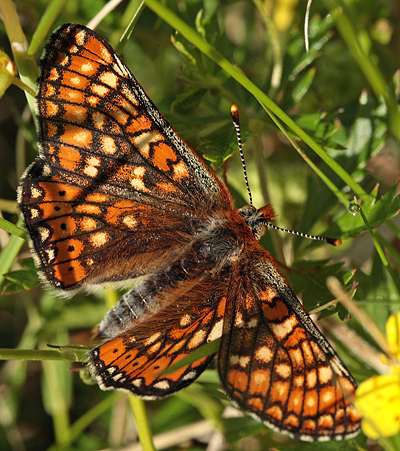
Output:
[{"xmin": 0, "ymin": 0, "xmax": 399, "ymax": 450}]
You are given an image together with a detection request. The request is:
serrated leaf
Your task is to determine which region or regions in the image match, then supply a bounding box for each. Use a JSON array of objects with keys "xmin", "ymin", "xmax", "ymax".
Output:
[
  {"xmin": 2, "ymin": 264, "xmax": 40, "ymax": 293},
  {"xmin": 328, "ymin": 183, "xmax": 400, "ymax": 238},
  {"xmin": 200, "ymin": 125, "xmax": 252, "ymax": 167},
  {"xmin": 171, "ymin": 86, "xmax": 207, "ymax": 110}
]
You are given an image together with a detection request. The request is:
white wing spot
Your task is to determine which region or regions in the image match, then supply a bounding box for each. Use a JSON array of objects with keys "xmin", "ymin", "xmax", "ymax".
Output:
[
  {"xmin": 106, "ymin": 366, "xmax": 117, "ymax": 375},
  {"xmin": 133, "ymin": 131, "xmax": 163, "ymax": 158},
  {"xmin": 46, "ymin": 248, "xmax": 55, "ymax": 262},
  {"xmin": 319, "ymin": 366, "xmax": 333, "ymax": 384},
  {"xmin": 247, "ymin": 318, "xmax": 258, "ymax": 328},
  {"xmin": 90, "ymin": 232, "xmax": 108, "ymax": 247},
  {"xmin": 38, "ymin": 226, "xmax": 50, "ymax": 241},
  {"xmin": 235, "ymin": 312, "xmax": 245, "ymax": 328},
  {"xmin": 99, "ymin": 71, "xmax": 118, "ymax": 88},
  {"xmin": 31, "ymin": 187, "xmax": 42, "ymax": 199},
  {"xmin": 276, "ymin": 363, "xmax": 291, "ymax": 379},
  {"xmin": 145, "ymin": 332, "xmax": 161, "ymax": 346},
  {"xmin": 188, "ymin": 330, "xmax": 206, "ymax": 349},
  {"xmin": 180, "ymin": 314, "xmax": 191, "ymax": 327},
  {"xmin": 182, "ymin": 371, "xmax": 197, "ymax": 381},
  {"xmin": 92, "ymin": 84, "xmax": 109, "ymax": 96},
  {"xmin": 30, "ymin": 208, "xmax": 39, "ymax": 219},
  {"xmin": 80, "ymin": 62, "xmax": 94, "ymax": 73},
  {"xmin": 153, "ymin": 380, "xmax": 170, "ymax": 390},
  {"xmin": 270, "ymin": 315, "xmax": 297, "ymax": 339},
  {"xmin": 123, "ymin": 215, "xmax": 137, "ymax": 229},
  {"xmin": 255, "ymin": 346, "xmax": 273, "ymax": 363},
  {"xmin": 207, "ymin": 319, "xmax": 223, "ymax": 342}
]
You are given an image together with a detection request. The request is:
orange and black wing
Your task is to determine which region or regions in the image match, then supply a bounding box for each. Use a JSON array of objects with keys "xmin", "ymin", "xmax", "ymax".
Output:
[
  {"xmin": 18, "ymin": 23, "xmax": 231, "ymax": 290},
  {"xmin": 89, "ymin": 273, "xmax": 227, "ymax": 398},
  {"xmin": 218, "ymin": 248, "xmax": 361, "ymax": 441}
]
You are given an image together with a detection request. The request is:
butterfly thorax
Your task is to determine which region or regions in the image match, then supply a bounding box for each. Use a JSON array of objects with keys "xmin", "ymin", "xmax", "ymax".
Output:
[{"xmin": 237, "ymin": 204, "xmax": 276, "ymax": 240}]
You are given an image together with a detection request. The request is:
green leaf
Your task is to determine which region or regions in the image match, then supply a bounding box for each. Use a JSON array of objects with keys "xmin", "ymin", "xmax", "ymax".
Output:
[
  {"xmin": 328, "ymin": 183, "xmax": 400, "ymax": 238},
  {"xmin": 2, "ymin": 258, "xmax": 40, "ymax": 294}
]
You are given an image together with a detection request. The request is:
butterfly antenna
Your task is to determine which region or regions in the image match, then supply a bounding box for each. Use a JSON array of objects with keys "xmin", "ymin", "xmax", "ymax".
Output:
[
  {"xmin": 263, "ymin": 222, "xmax": 342, "ymax": 246},
  {"xmin": 231, "ymin": 105, "xmax": 253, "ymax": 207}
]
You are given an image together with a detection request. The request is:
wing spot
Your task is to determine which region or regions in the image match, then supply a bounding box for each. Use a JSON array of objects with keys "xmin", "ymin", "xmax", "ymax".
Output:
[
  {"xmin": 293, "ymin": 375, "xmax": 304, "ymax": 387},
  {"xmin": 172, "ymin": 160, "xmax": 189, "ymax": 180},
  {"xmin": 284, "ymin": 413, "xmax": 299, "ymax": 428},
  {"xmin": 59, "ymin": 55, "xmax": 69, "ymax": 66},
  {"xmin": 188, "ymin": 329, "xmax": 206, "ymax": 349},
  {"xmin": 84, "ymin": 165, "xmax": 98, "ymax": 177},
  {"xmin": 230, "ymin": 355, "xmax": 250, "ymax": 367},
  {"xmin": 69, "ymin": 76, "xmax": 82, "ymax": 86},
  {"xmin": 238, "ymin": 356, "xmax": 250, "ymax": 368},
  {"xmin": 270, "ymin": 315, "xmax": 297, "ymax": 339},
  {"xmin": 92, "ymin": 112, "xmax": 105, "ymax": 129},
  {"xmin": 100, "ymin": 136, "xmax": 118, "ymax": 154},
  {"xmin": 91, "ymin": 84, "xmax": 109, "ymax": 96},
  {"xmin": 46, "ymin": 249, "xmax": 55, "ymax": 262},
  {"xmin": 247, "ymin": 318, "xmax": 258, "ymax": 328},
  {"xmin": 319, "ymin": 366, "xmax": 333, "ymax": 384},
  {"xmin": 133, "ymin": 130, "xmax": 163, "ymax": 159},
  {"xmin": 266, "ymin": 405, "xmax": 283, "ymax": 422},
  {"xmin": 30, "ymin": 208, "xmax": 39, "ymax": 219},
  {"xmin": 255, "ymin": 345, "xmax": 273, "ymax": 363},
  {"xmin": 276, "ymin": 363, "xmax": 291, "ymax": 379},
  {"xmin": 99, "ymin": 71, "xmax": 118, "ymax": 88},
  {"xmin": 180, "ymin": 314, "xmax": 191, "ymax": 327},
  {"xmin": 31, "ymin": 187, "xmax": 42, "ymax": 198},
  {"xmin": 153, "ymin": 380, "xmax": 170, "ymax": 390},
  {"xmin": 207, "ymin": 319, "xmax": 223, "ymax": 342},
  {"xmin": 40, "ymin": 164, "xmax": 50, "ymax": 178},
  {"xmin": 90, "ymin": 232, "xmax": 109, "ymax": 247},
  {"xmin": 182, "ymin": 371, "xmax": 197, "ymax": 381},
  {"xmin": 46, "ymin": 102, "xmax": 59, "ymax": 116},
  {"xmin": 234, "ymin": 312, "xmax": 245, "ymax": 327},
  {"xmin": 145, "ymin": 332, "xmax": 161, "ymax": 346},
  {"xmin": 306, "ymin": 369, "xmax": 317, "ymax": 388},
  {"xmin": 321, "ymin": 386, "xmax": 335, "ymax": 404},
  {"xmin": 38, "ymin": 226, "xmax": 50, "ymax": 241},
  {"xmin": 123, "ymin": 215, "xmax": 137, "ymax": 229},
  {"xmin": 149, "ymin": 342, "xmax": 161, "ymax": 353},
  {"xmin": 80, "ymin": 217, "xmax": 97, "ymax": 231},
  {"xmin": 74, "ymin": 29, "xmax": 86, "ymax": 46}
]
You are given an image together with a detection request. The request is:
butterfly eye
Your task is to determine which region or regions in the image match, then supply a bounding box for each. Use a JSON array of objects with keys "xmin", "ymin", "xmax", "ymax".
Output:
[{"xmin": 256, "ymin": 223, "xmax": 267, "ymax": 238}]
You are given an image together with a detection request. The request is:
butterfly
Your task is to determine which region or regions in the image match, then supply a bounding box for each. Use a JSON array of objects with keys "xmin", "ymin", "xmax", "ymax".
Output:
[{"xmin": 18, "ymin": 23, "xmax": 361, "ymax": 441}]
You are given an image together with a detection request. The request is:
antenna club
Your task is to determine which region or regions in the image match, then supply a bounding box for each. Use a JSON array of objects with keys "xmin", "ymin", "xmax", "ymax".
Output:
[
  {"xmin": 231, "ymin": 104, "xmax": 239, "ymax": 122},
  {"xmin": 328, "ymin": 238, "xmax": 342, "ymax": 247}
]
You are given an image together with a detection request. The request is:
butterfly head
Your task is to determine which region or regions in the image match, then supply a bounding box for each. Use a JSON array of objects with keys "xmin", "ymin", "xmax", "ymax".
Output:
[{"xmin": 238, "ymin": 204, "xmax": 276, "ymax": 241}]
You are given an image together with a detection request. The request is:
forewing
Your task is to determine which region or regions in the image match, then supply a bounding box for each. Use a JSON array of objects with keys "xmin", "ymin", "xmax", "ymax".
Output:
[
  {"xmin": 19, "ymin": 158, "xmax": 196, "ymax": 289},
  {"xmin": 218, "ymin": 250, "xmax": 361, "ymax": 441},
  {"xmin": 89, "ymin": 279, "xmax": 227, "ymax": 398},
  {"xmin": 18, "ymin": 23, "xmax": 232, "ymax": 290}
]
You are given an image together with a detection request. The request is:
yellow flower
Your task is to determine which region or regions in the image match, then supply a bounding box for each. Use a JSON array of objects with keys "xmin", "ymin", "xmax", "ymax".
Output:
[{"xmin": 355, "ymin": 312, "xmax": 400, "ymax": 439}]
